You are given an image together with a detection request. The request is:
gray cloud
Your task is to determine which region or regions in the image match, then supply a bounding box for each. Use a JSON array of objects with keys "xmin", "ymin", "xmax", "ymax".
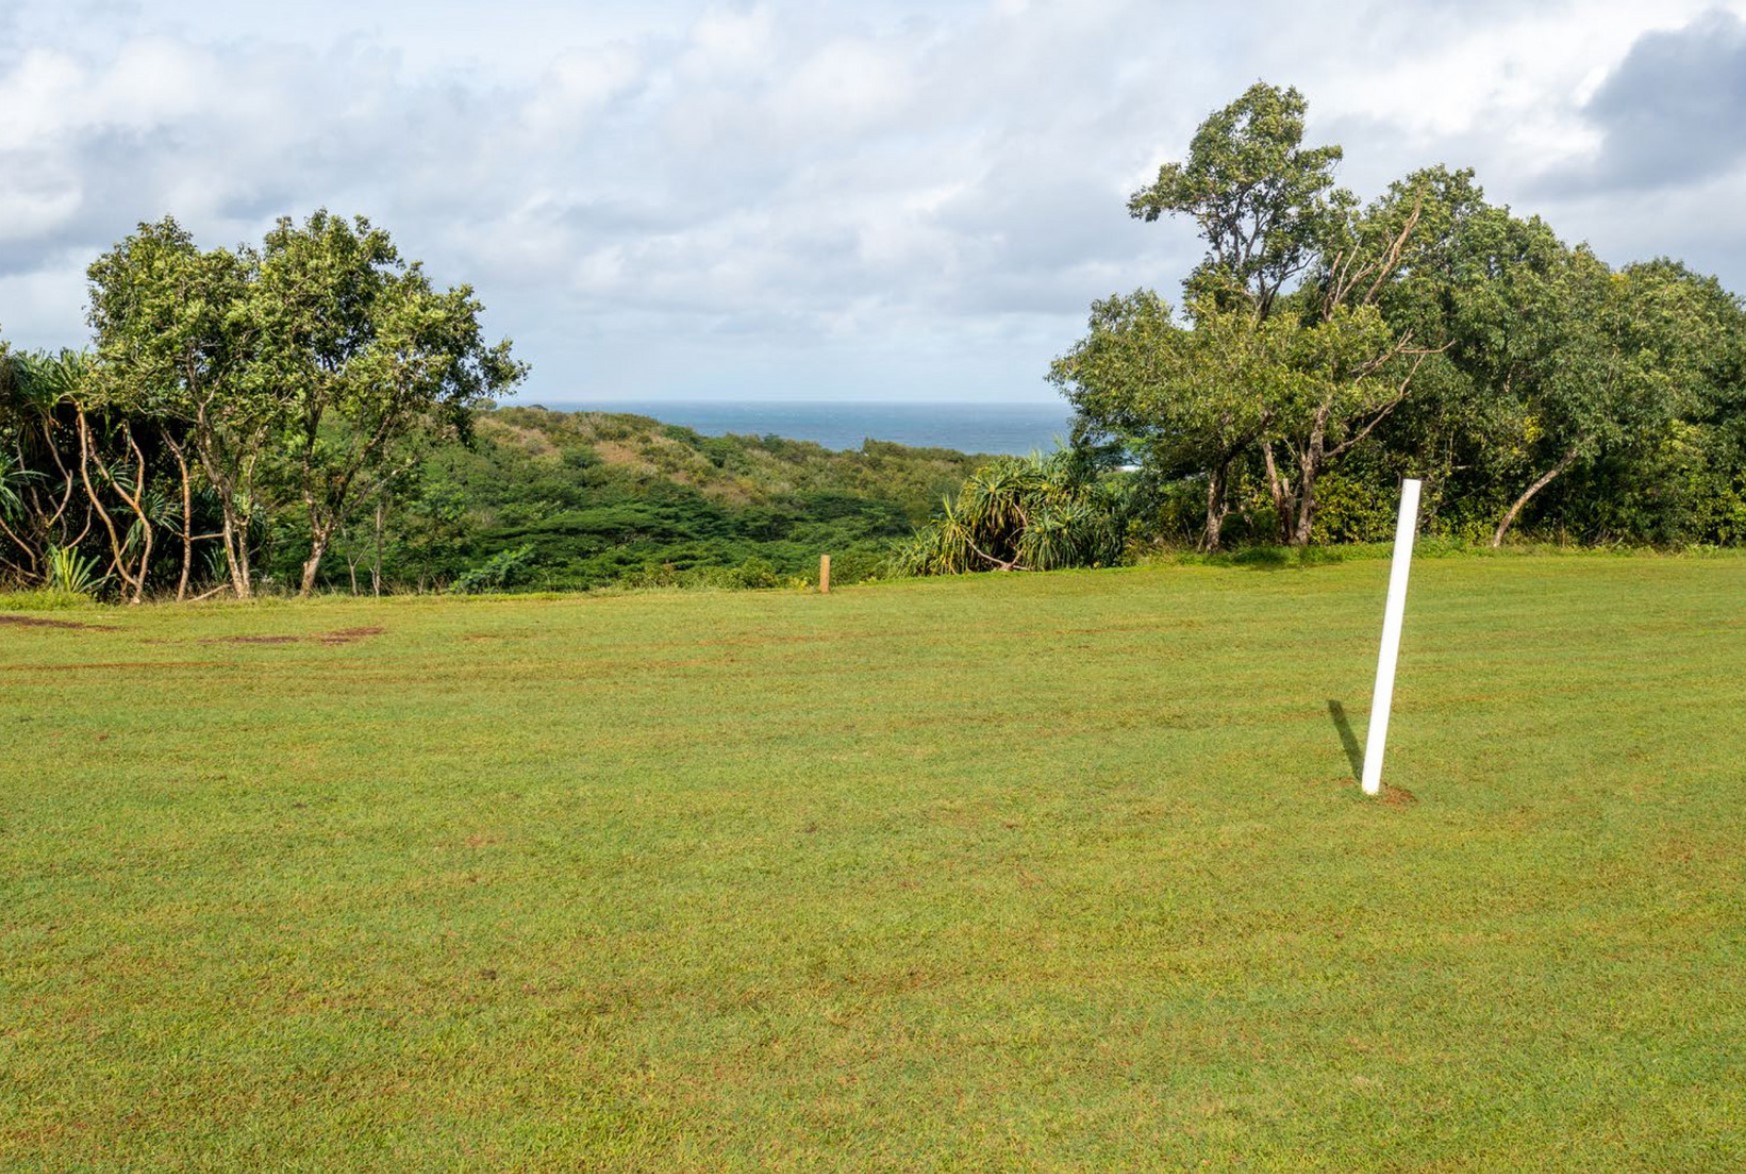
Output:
[{"xmin": 1582, "ymin": 9, "xmax": 1746, "ymax": 190}]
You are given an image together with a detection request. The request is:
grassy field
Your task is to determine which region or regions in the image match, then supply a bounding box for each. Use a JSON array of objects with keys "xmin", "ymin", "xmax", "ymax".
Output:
[{"xmin": 3, "ymin": 554, "xmax": 1744, "ymax": 1170}]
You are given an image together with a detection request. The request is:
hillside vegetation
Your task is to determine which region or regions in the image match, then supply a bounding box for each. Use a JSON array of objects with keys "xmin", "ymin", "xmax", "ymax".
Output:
[
  {"xmin": 4, "ymin": 554, "xmax": 1743, "ymax": 1169},
  {"xmin": 388, "ymin": 407, "xmax": 984, "ymax": 591}
]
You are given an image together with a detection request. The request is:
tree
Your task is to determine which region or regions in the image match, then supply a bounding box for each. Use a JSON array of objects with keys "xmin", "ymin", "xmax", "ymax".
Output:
[
  {"xmin": 1491, "ymin": 256, "xmax": 1727, "ymax": 545},
  {"xmin": 86, "ymin": 212, "xmax": 525, "ymax": 599},
  {"xmin": 1128, "ymin": 82, "xmax": 1351, "ymax": 319},
  {"xmin": 1258, "ymin": 300, "xmax": 1429, "ymax": 547},
  {"xmin": 86, "ymin": 218, "xmax": 261, "ymax": 597},
  {"xmin": 243, "ymin": 211, "xmax": 526, "ymax": 596},
  {"xmin": 2, "ymin": 350, "xmax": 97, "ymax": 588},
  {"xmin": 1420, "ymin": 206, "xmax": 1723, "ymax": 546},
  {"xmin": 1052, "ymin": 290, "xmax": 1284, "ymax": 550},
  {"xmin": 1073, "ymin": 90, "xmax": 1444, "ymax": 547}
]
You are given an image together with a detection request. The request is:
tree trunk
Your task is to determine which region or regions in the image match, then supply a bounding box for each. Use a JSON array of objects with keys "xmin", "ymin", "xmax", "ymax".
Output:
[
  {"xmin": 1200, "ymin": 460, "xmax": 1229, "ymax": 552},
  {"xmin": 1290, "ymin": 448, "xmax": 1322, "ymax": 547},
  {"xmin": 372, "ymin": 498, "xmax": 384, "ymax": 597},
  {"xmin": 166, "ymin": 434, "xmax": 194, "ymax": 602},
  {"xmin": 1291, "ymin": 476, "xmax": 1317, "ymax": 547},
  {"xmin": 220, "ymin": 506, "xmax": 251, "ymax": 599},
  {"xmin": 0, "ymin": 510, "xmax": 34, "ymax": 576},
  {"xmin": 1261, "ymin": 442, "xmax": 1294, "ymax": 545},
  {"xmin": 1493, "ymin": 441, "xmax": 1583, "ymax": 548},
  {"xmin": 1288, "ymin": 408, "xmax": 1333, "ymax": 548},
  {"xmin": 75, "ymin": 411, "xmax": 142, "ymax": 600},
  {"xmin": 300, "ymin": 523, "xmax": 333, "ymax": 598},
  {"xmin": 191, "ymin": 409, "xmax": 251, "ymax": 599},
  {"xmin": 120, "ymin": 425, "xmax": 154, "ymax": 604}
]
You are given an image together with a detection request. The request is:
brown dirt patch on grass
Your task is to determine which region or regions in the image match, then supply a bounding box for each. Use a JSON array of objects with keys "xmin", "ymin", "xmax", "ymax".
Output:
[
  {"xmin": 319, "ymin": 626, "xmax": 386, "ymax": 645},
  {"xmin": 2, "ymin": 660, "xmax": 226, "ymax": 672},
  {"xmin": 0, "ymin": 615, "xmax": 117, "ymax": 632},
  {"xmin": 211, "ymin": 626, "xmax": 385, "ymax": 647}
]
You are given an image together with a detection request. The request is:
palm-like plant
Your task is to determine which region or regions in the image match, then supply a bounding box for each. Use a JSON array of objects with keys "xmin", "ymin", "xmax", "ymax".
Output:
[
  {"xmin": 894, "ymin": 451, "xmax": 1131, "ymax": 575},
  {"xmin": 45, "ymin": 544, "xmax": 105, "ymax": 597},
  {"xmin": 0, "ymin": 448, "xmax": 33, "ymax": 519}
]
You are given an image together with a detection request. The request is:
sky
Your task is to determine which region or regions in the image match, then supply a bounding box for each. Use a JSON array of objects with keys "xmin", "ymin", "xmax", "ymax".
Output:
[{"xmin": 2, "ymin": 0, "xmax": 1744, "ymax": 404}]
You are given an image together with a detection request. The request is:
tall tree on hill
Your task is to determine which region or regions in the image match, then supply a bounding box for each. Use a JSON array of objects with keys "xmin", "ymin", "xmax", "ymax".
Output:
[
  {"xmin": 246, "ymin": 211, "xmax": 526, "ymax": 596},
  {"xmin": 1255, "ymin": 169, "xmax": 1483, "ymax": 546}
]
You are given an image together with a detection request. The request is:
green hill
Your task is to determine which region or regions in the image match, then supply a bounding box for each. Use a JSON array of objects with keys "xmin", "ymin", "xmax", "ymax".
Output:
[{"xmin": 367, "ymin": 407, "xmax": 986, "ymax": 592}]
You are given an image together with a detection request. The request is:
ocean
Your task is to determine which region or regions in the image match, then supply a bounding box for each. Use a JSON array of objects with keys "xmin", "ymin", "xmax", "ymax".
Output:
[{"xmin": 530, "ymin": 400, "xmax": 1077, "ymax": 456}]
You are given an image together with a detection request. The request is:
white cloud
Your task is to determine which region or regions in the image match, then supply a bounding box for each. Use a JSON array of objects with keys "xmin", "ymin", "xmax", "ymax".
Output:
[
  {"xmin": 521, "ymin": 44, "xmax": 644, "ymax": 138},
  {"xmin": 2, "ymin": 0, "xmax": 1745, "ymax": 403}
]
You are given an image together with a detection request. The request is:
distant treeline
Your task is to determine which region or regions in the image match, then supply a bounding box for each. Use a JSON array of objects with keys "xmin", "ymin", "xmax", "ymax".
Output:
[{"xmin": 0, "ymin": 214, "xmax": 977, "ymax": 602}]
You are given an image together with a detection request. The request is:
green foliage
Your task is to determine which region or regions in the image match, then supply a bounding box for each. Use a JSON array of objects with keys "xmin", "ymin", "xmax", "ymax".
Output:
[
  {"xmin": 1063, "ymin": 82, "xmax": 1746, "ymax": 555},
  {"xmin": 0, "ymin": 446, "xmax": 33, "ymax": 520},
  {"xmin": 85, "ymin": 218, "xmax": 260, "ymax": 596},
  {"xmin": 12, "ymin": 110, "xmax": 1746, "ymax": 608},
  {"xmin": 1306, "ymin": 468, "xmax": 1398, "ymax": 543},
  {"xmin": 0, "ymin": 588, "xmax": 95, "ymax": 610},
  {"xmin": 1128, "ymin": 82, "xmax": 1351, "ymax": 317},
  {"xmin": 78, "ymin": 212, "xmax": 524, "ymax": 600},
  {"xmin": 247, "ymin": 210, "xmax": 526, "ymax": 595},
  {"xmin": 450, "ymin": 543, "xmax": 536, "ymax": 594},
  {"xmin": 895, "ymin": 451, "xmax": 1130, "ymax": 575},
  {"xmin": 330, "ymin": 407, "xmax": 984, "ymax": 593},
  {"xmin": 45, "ymin": 544, "xmax": 105, "ymax": 597}
]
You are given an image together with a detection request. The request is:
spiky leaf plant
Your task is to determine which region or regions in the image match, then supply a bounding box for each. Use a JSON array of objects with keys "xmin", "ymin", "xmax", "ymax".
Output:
[{"xmin": 893, "ymin": 451, "xmax": 1130, "ymax": 576}]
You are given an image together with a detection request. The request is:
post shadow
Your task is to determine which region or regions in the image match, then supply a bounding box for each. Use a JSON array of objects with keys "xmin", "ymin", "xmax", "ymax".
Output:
[{"xmin": 1327, "ymin": 699, "xmax": 1363, "ymax": 783}]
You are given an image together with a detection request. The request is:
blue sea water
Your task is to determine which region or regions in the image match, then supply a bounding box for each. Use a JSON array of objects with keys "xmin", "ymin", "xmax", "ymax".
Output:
[{"xmin": 533, "ymin": 400, "xmax": 1076, "ymax": 456}]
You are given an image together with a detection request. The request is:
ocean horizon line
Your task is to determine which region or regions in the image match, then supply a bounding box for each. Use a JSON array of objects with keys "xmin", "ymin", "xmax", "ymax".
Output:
[{"xmin": 500, "ymin": 399, "xmax": 1076, "ymax": 456}]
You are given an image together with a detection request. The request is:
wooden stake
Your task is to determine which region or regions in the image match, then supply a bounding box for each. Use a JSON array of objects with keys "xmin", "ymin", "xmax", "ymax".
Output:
[{"xmin": 819, "ymin": 554, "xmax": 831, "ymax": 594}]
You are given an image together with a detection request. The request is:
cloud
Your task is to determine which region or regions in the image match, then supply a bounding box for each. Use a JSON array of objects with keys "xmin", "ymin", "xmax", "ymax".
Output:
[
  {"xmin": 1580, "ymin": 8, "xmax": 1746, "ymax": 190},
  {"xmin": 2, "ymin": 0, "xmax": 1745, "ymax": 402}
]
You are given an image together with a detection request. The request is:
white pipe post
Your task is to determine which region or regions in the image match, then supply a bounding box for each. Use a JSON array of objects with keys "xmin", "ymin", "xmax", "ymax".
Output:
[{"xmin": 1362, "ymin": 478, "xmax": 1422, "ymax": 796}]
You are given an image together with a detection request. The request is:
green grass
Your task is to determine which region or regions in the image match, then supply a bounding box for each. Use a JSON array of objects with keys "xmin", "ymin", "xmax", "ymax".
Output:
[{"xmin": 3, "ymin": 555, "xmax": 1744, "ymax": 1170}]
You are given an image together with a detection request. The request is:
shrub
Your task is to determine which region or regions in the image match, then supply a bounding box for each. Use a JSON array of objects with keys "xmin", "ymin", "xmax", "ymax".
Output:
[{"xmin": 451, "ymin": 544, "xmax": 536, "ymax": 593}]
